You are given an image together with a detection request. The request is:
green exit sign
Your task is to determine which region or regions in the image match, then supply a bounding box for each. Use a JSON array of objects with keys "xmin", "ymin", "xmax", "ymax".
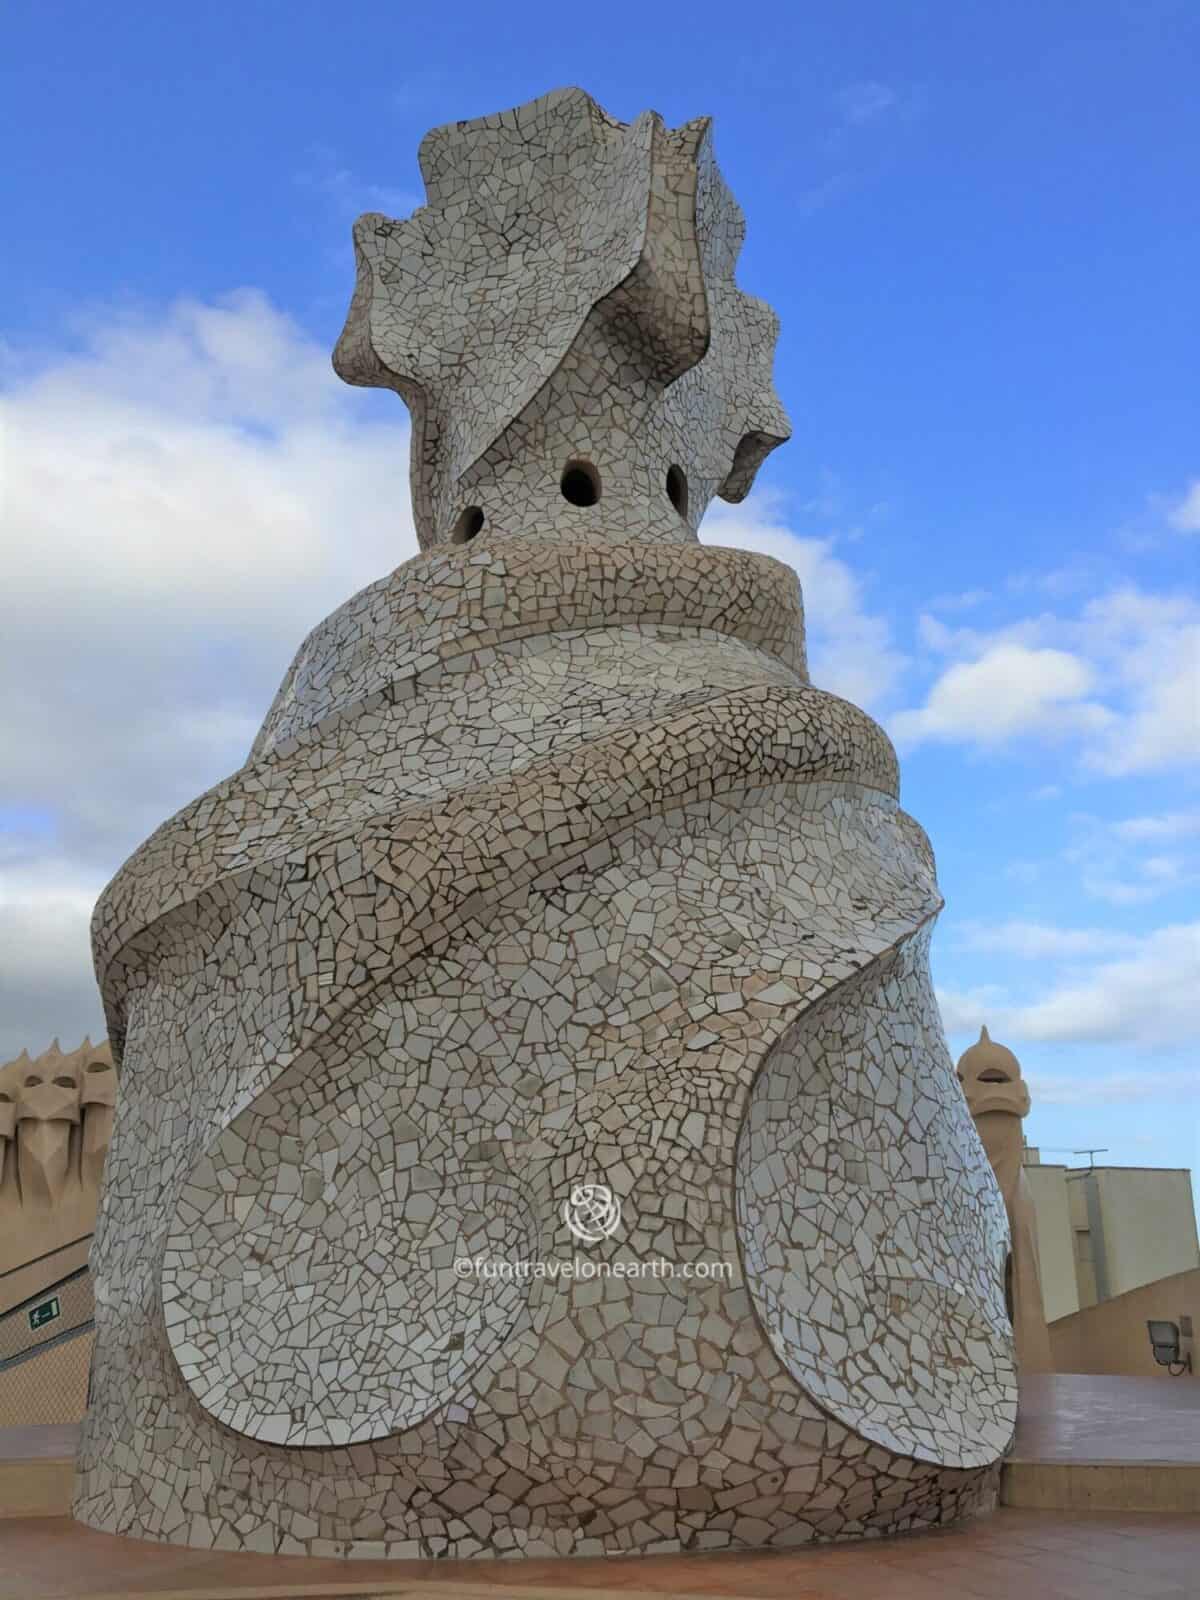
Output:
[{"xmin": 29, "ymin": 1297, "xmax": 60, "ymax": 1332}]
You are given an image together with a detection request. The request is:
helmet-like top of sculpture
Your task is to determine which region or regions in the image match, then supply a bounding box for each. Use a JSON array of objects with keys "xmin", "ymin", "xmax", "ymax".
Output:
[
  {"xmin": 334, "ymin": 86, "xmax": 790, "ymax": 548},
  {"xmin": 957, "ymin": 1025, "xmax": 1031, "ymax": 1119}
]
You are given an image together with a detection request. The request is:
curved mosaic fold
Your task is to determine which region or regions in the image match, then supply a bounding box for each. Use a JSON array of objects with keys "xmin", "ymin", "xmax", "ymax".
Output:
[{"xmin": 77, "ymin": 86, "xmax": 1015, "ymax": 1561}]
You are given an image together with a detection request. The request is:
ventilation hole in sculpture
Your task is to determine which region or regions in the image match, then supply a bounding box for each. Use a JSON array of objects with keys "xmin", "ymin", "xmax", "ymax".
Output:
[
  {"xmin": 666, "ymin": 464, "xmax": 688, "ymax": 517},
  {"xmin": 87, "ymin": 1061, "xmax": 111, "ymax": 1073},
  {"xmin": 560, "ymin": 460, "xmax": 600, "ymax": 507},
  {"xmin": 978, "ymin": 1068, "xmax": 1010, "ymax": 1083},
  {"xmin": 451, "ymin": 506, "xmax": 485, "ymax": 545},
  {"xmin": 53, "ymin": 1076, "xmax": 75, "ymax": 1089},
  {"xmin": 24, "ymin": 1076, "xmax": 42, "ymax": 1087},
  {"xmin": 0, "ymin": 1093, "xmax": 12, "ymax": 1103}
]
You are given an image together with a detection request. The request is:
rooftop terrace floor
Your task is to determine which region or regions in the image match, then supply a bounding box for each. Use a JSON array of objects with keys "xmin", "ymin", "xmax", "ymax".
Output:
[{"xmin": 0, "ymin": 1506, "xmax": 1194, "ymax": 1600}]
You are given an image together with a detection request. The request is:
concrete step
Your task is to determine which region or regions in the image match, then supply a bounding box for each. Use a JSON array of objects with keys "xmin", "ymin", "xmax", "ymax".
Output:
[{"xmin": 1001, "ymin": 1456, "xmax": 1200, "ymax": 1512}]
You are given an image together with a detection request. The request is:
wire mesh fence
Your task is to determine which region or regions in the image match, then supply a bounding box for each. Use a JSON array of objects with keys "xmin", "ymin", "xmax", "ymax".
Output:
[{"xmin": 0, "ymin": 1307, "xmax": 94, "ymax": 1427}]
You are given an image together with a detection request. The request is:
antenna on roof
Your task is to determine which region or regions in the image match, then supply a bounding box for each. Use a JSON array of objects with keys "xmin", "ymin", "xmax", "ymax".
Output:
[
  {"xmin": 1073, "ymin": 1147, "xmax": 1108, "ymax": 1172},
  {"xmin": 1039, "ymin": 1146, "xmax": 1110, "ymax": 1174}
]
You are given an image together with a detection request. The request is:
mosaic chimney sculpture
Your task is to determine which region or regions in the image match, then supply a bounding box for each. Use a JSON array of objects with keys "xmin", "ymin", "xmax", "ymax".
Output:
[
  {"xmin": 0, "ymin": 1038, "xmax": 115, "ymax": 1274},
  {"xmin": 958, "ymin": 1027, "xmax": 1053, "ymax": 1373},
  {"xmin": 79, "ymin": 88, "xmax": 1015, "ymax": 1559}
]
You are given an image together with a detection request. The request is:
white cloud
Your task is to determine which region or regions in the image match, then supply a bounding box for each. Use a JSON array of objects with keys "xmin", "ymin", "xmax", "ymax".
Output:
[
  {"xmin": 0, "ymin": 290, "xmax": 414, "ymax": 1059},
  {"xmin": 0, "ymin": 843, "xmax": 107, "ymax": 1058},
  {"xmin": 891, "ymin": 643, "xmax": 1111, "ymax": 746},
  {"xmin": 955, "ymin": 920, "xmax": 1139, "ymax": 960},
  {"xmin": 1111, "ymin": 811, "xmax": 1200, "ymax": 842},
  {"xmin": 5, "ymin": 291, "xmax": 411, "ymax": 621},
  {"xmin": 703, "ymin": 495, "xmax": 906, "ymax": 709},
  {"xmin": 935, "ymin": 985, "xmax": 1010, "ymax": 1036},
  {"xmin": 939, "ymin": 923, "xmax": 1200, "ymax": 1051},
  {"xmin": 1071, "ymin": 590, "xmax": 1200, "ymax": 777},
  {"xmin": 893, "ymin": 588, "xmax": 1200, "ymax": 775},
  {"xmin": 1064, "ymin": 809, "xmax": 1200, "ymax": 906},
  {"xmin": 1028, "ymin": 1070, "xmax": 1200, "ymax": 1107},
  {"xmin": 1079, "ymin": 868, "xmax": 1189, "ymax": 908},
  {"xmin": 1167, "ymin": 479, "xmax": 1200, "ymax": 534}
]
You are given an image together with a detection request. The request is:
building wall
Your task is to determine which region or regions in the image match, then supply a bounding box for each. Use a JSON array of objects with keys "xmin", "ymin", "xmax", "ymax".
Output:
[
  {"xmin": 1024, "ymin": 1162, "xmax": 1200, "ymax": 1319},
  {"xmin": 1023, "ymin": 1164, "xmax": 1079, "ymax": 1322},
  {"xmin": 1049, "ymin": 1267, "xmax": 1199, "ymax": 1379},
  {"xmin": 1067, "ymin": 1172, "xmax": 1100, "ymax": 1308},
  {"xmin": 0, "ymin": 1235, "xmax": 91, "ymax": 1319},
  {"xmin": 1095, "ymin": 1169, "xmax": 1200, "ymax": 1299}
]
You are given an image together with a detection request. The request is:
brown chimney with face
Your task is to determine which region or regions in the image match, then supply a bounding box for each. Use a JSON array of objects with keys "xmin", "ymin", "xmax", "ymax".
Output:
[
  {"xmin": 16, "ymin": 1037, "xmax": 82, "ymax": 1210},
  {"xmin": 0, "ymin": 1036, "xmax": 116, "ymax": 1273},
  {"xmin": 957, "ymin": 1027, "xmax": 1053, "ymax": 1373}
]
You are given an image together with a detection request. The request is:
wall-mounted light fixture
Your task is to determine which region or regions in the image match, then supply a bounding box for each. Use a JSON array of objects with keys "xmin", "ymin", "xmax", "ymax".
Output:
[{"xmin": 1147, "ymin": 1318, "xmax": 1193, "ymax": 1376}]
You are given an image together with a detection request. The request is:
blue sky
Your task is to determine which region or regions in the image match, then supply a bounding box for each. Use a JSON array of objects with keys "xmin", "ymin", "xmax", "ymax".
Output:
[{"xmin": 1, "ymin": 3, "xmax": 1196, "ymax": 1204}]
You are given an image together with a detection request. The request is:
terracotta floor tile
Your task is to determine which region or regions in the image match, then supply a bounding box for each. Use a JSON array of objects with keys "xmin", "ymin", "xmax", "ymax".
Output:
[{"xmin": 1, "ymin": 1511, "xmax": 1198, "ymax": 1600}]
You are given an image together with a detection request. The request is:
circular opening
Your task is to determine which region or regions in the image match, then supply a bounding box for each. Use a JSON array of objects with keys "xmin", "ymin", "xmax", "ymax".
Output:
[
  {"xmin": 451, "ymin": 506, "xmax": 485, "ymax": 545},
  {"xmin": 666, "ymin": 464, "xmax": 689, "ymax": 518},
  {"xmin": 560, "ymin": 460, "xmax": 600, "ymax": 507}
]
